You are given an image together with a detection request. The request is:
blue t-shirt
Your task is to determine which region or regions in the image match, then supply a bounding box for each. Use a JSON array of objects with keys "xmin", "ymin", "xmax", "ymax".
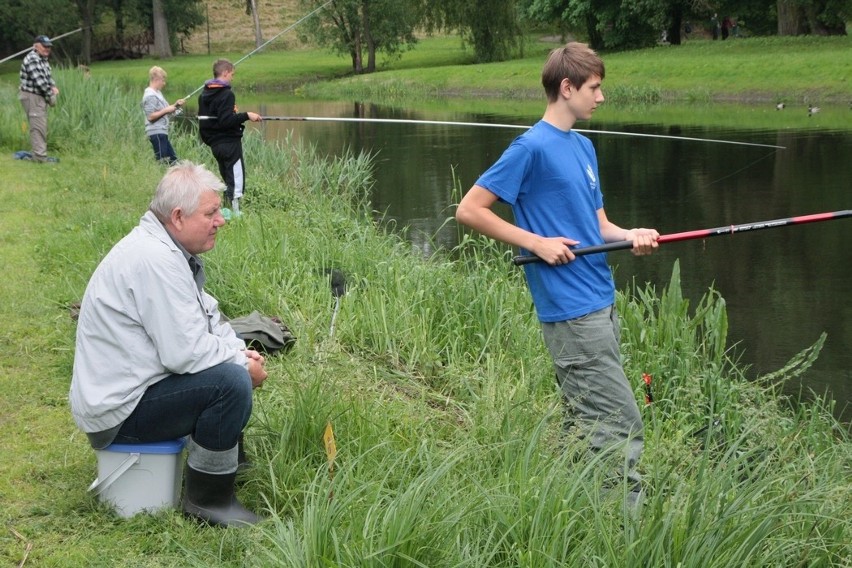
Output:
[{"xmin": 475, "ymin": 120, "xmax": 615, "ymax": 322}]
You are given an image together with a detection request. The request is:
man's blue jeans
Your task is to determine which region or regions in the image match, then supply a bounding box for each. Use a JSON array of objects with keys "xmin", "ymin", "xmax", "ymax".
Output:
[
  {"xmin": 148, "ymin": 133, "xmax": 177, "ymax": 164},
  {"xmin": 113, "ymin": 362, "xmax": 253, "ymax": 453}
]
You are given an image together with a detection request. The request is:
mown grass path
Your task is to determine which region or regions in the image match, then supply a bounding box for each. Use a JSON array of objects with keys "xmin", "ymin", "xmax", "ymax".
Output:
[{"xmin": 0, "ymin": 160, "xmax": 82, "ymax": 563}]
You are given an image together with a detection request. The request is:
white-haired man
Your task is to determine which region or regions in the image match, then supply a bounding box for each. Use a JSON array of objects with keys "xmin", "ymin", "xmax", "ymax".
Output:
[{"xmin": 70, "ymin": 162, "xmax": 267, "ymax": 526}]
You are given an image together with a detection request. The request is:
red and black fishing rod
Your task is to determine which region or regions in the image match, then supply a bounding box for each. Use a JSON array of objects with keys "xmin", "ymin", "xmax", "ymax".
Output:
[{"xmin": 512, "ymin": 210, "xmax": 852, "ymax": 266}]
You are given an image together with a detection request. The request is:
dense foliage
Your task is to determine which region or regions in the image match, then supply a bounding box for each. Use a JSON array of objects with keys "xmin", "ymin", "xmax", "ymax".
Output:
[
  {"xmin": 2, "ymin": 0, "xmax": 848, "ymax": 68},
  {"xmin": 521, "ymin": 0, "xmax": 850, "ymax": 49},
  {"xmin": 423, "ymin": 0, "xmax": 526, "ymax": 62},
  {"xmin": 0, "ymin": 0, "xmax": 204, "ymax": 64}
]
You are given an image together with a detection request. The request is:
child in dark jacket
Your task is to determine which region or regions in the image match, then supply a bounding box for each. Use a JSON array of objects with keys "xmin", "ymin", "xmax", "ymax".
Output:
[{"xmin": 198, "ymin": 59, "xmax": 262, "ymax": 217}]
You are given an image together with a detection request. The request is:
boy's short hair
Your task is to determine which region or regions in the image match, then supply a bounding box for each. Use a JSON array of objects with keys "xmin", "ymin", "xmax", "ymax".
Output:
[
  {"xmin": 149, "ymin": 66, "xmax": 166, "ymax": 82},
  {"xmin": 212, "ymin": 59, "xmax": 234, "ymax": 78},
  {"xmin": 541, "ymin": 42, "xmax": 605, "ymax": 103}
]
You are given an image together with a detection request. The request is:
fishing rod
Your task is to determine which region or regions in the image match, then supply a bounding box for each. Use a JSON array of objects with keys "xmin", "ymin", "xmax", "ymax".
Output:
[
  {"xmin": 180, "ymin": 0, "xmax": 333, "ymax": 102},
  {"xmin": 0, "ymin": 27, "xmax": 85, "ymax": 65},
  {"xmin": 193, "ymin": 115, "xmax": 785, "ymax": 149},
  {"xmin": 512, "ymin": 210, "xmax": 852, "ymax": 266}
]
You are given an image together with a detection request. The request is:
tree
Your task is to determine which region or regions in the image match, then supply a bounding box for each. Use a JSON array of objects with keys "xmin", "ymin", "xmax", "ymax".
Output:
[
  {"xmin": 0, "ymin": 0, "xmax": 204, "ymax": 62},
  {"xmin": 777, "ymin": 0, "xmax": 849, "ymax": 35},
  {"xmin": 151, "ymin": 0, "xmax": 171, "ymax": 57},
  {"xmin": 74, "ymin": 0, "xmax": 106, "ymax": 64},
  {"xmin": 426, "ymin": 0, "xmax": 524, "ymax": 62},
  {"xmin": 300, "ymin": 0, "xmax": 420, "ymax": 74},
  {"xmin": 522, "ymin": 0, "xmax": 836, "ymax": 49},
  {"xmin": 124, "ymin": 0, "xmax": 204, "ymax": 54},
  {"xmin": 246, "ymin": 0, "xmax": 263, "ymax": 48},
  {"xmin": 0, "ymin": 0, "xmax": 79, "ymax": 59},
  {"xmin": 112, "ymin": 0, "xmax": 127, "ymax": 51},
  {"xmin": 521, "ymin": 0, "xmax": 659, "ymax": 50},
  {"xmin": 663, "ymin": 0, "xmax": 686, "ymax": 45}
]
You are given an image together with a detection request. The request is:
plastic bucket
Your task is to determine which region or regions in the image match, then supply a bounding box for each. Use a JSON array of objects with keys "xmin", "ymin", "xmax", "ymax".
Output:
[{"xmin": 88, "ymin": 438, "xmax": 186, "ymax": 518}]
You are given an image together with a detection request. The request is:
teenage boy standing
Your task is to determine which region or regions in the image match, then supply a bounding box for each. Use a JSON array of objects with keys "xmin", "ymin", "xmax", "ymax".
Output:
[{"xmin": 456, "ymin": 42, "xmax": 659, "ymax": 507}]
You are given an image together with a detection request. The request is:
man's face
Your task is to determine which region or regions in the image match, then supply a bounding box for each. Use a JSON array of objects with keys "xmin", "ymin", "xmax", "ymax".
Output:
[
  {"xmin": 172, "ymin": 191, "xmax": 225, "ymax": 255},
  {"xmin": 34, "ymin": 43, "xmax": 51, "ymax": 57},
  {"xmin": 567, "ymin": 75, "xmax": 605, "ymax": 121}
]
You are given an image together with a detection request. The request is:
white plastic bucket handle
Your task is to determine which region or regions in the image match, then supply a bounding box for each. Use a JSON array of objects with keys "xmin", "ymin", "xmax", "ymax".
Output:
[{"xmin": 88, "ymin": 452, "xmax": 141, "ymax": 495}]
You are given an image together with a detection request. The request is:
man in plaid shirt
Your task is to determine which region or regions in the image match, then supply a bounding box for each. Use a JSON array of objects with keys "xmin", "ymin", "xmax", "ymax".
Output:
[{"xmin": 19, "ymin": 35, "xmax": 60, "ymax": 163}]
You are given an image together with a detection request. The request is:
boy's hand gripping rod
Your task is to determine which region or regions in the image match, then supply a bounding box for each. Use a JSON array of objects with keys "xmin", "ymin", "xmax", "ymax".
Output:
[{"xmin": 512, "ymin": 210, "xmax": 852, "ymax": 266}]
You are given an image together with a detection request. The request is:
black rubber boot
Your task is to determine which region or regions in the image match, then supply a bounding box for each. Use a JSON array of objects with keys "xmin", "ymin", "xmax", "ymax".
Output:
[{"xmin": 182, "ymin": 465, "xmax": 260, "ymax": 527}]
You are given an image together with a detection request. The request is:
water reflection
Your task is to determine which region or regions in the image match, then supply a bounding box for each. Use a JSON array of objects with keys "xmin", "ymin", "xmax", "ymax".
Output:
[{"xmin": 251, "ymin": 100, "xmax": 851, "ymax": 422}]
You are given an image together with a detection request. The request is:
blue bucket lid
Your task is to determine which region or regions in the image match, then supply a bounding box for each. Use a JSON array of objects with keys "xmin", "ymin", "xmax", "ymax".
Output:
[{"xmin": 103, "ymin": 438, "xmax": 186, "ymax": 454}]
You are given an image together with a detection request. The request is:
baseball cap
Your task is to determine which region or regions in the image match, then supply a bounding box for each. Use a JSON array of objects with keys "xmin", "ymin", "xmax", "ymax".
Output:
[{"xmin": 35, "ymin": 35, "xmax": 53, "ymax": 47}]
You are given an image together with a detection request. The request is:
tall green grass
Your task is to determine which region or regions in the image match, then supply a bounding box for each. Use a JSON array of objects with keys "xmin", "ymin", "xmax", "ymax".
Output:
[{"xmin": 1, "ymin": 71, "xmax": 849, "ymax": 566}]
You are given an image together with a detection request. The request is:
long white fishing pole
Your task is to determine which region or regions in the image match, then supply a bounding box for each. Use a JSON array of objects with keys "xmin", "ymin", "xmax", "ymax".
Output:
[
  {"xmin": 196, "ymin": 115, "xmax": 786, "ymax": 149},
  {"xmin": 0, "ymin": 27, "xmax": 85, "ymax": 65},
  {"xmin": 180, "ymin": 0, "xmax": 333, "ymax": 102}
]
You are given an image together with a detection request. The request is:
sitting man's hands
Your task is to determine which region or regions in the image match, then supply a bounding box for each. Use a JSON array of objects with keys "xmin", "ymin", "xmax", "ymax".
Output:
[{"xmin": 244, "ymin": 349, "xmax": 268, "ymax": 388}]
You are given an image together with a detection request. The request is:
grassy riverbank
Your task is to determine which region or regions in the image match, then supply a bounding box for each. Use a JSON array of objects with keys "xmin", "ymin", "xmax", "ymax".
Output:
[
  {"xmin": 1, "ymin": 65, "xmax": 850, "ymax": 566},
  {"xmin": 298, "ymin": 35, "xmax": 852, "ymax": 106}
]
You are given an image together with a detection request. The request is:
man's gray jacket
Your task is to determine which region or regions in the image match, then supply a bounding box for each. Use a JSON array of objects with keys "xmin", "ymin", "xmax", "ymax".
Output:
[{"xmin": 70, "ymin": 211, "xmax": 247, "ymax": 433}]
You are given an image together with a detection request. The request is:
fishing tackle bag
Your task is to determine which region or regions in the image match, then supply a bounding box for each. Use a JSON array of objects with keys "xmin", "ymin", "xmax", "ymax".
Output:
[{"xmin": 227, "ymin": 311, "xmax": 296, "ymax": 355}]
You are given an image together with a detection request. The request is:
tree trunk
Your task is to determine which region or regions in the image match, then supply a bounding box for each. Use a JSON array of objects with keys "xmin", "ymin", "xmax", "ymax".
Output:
[
  {"xmin": 776, "ymin": 0, "xmax": 802, "ymax": 35},
  {"xmin": 152, "ymin": 0, "xmax": 172, "ymax": 58},
  {"xmin": 352, "ymin": 32, "xmax": 363, "ymax": 74},
  {"xmin": 802, "ymin": 3, "xmax": 844, "ymax": 35},
  {"xmin": 76, "ymin": 0, "xmax": 96, "ymax": 64},
  {"xmin": 113, "ymin": 0, "xmax": 125, "ymax": 51},
  {"xmin": 667, "ymin": 3, "xmax": 682, "ymax": 46},
  {"xmin": 362, "ymin": 0, "xmax": 376, "ymax": 73},
  {"xmin": 81, "ymin": 16, "xmax": 93, "ymax": 64},
  {"xmin": 249, "ymin": 0, "xmax": 263, "ymax": 47},
  {"xmin": 586, "ymin": 13, "xmax": 603, "ymax": 50}
]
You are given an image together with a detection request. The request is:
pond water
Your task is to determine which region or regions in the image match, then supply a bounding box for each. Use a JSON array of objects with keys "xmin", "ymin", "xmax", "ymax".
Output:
[{"xmin": 248, "ymin": 100, "xmax": 851, "ymax": 422}]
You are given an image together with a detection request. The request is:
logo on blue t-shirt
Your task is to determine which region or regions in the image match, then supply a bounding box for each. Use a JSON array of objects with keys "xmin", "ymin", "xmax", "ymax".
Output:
[{"xmin": 585, "ymin": 164, "xmax": 597, "ymax": 191}]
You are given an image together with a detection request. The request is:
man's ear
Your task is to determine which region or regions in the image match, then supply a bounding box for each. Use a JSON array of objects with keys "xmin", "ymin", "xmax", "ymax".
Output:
[{"xmin": 169, "ymin": 207, "xmax": 184, "ymax": 230}]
